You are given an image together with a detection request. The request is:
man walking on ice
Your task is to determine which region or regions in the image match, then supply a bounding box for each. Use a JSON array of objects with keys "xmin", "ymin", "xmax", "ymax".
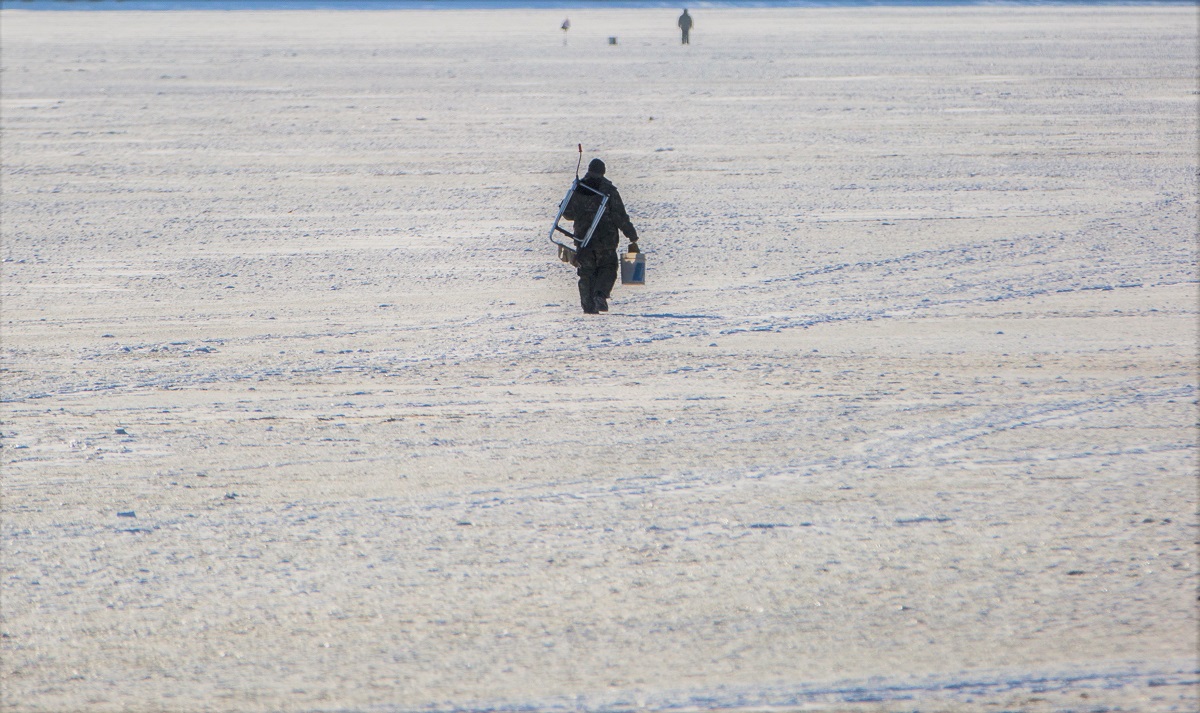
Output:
[
  {"xmin": 563, "ymin": 158, "xmax": 640, "ymax": 314},
  {"xmin": 678, "ymin": 9, "xmax": 693, "ymax": 45}
]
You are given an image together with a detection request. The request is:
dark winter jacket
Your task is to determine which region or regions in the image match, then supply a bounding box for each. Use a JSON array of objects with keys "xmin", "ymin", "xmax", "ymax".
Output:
[{"xmin": 563, "ymin": 172, "xmax": 638, "ymax": 253}]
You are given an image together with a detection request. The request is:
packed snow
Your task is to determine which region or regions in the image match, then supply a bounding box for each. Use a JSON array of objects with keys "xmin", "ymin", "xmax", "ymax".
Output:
[{"xmin": 2, "ymin": 6, "xmax": 1197, "ymax": 711}]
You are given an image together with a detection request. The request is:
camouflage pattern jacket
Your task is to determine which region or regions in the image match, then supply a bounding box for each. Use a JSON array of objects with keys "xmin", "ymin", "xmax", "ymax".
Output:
[{"xmin": 563, "ymin": 173, "xmax": 637, "ymax": 253}]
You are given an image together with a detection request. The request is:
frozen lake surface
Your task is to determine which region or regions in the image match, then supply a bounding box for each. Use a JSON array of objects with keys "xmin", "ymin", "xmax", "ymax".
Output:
[{"xmin": 2, "ymin": 5, "xmax": 1197, "ymax": 711}]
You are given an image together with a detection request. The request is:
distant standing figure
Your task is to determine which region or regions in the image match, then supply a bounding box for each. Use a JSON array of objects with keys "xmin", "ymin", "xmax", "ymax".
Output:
[
  {"xmin": 562, "ymin": 159, "xmax": 640, "ymax": 314},
  {"xmin": 561, "ymin": 18, "xmax": 570, "ymax": 45},
  {"xmin": 678, "ymin": 9, "xmax": 693, "ymax": 45}
]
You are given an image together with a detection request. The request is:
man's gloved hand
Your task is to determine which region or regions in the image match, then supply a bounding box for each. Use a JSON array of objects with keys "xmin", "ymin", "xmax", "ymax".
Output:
[{"xmin": 627, "ymin": 240, "xmax": 639, "ymax": 254}]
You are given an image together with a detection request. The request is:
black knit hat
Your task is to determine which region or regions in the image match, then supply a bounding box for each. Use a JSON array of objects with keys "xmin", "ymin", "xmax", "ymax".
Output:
[{"xmin": 587, "ymin": 158, "xmax": 606, "ymax": 175}]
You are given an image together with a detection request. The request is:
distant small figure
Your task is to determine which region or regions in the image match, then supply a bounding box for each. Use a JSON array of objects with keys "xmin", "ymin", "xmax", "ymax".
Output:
[{"xmin": 678, "ymin": 9, "xmax": 693, "ymax": 45}]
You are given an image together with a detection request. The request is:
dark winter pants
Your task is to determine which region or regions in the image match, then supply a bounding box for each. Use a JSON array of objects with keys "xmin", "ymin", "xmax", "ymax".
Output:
[
  {"xmin": 576, "ymin": 248, "xmax": 618, "ymax": 312},
  {"xmin": 681, "ymin": 29, "xmax": 690, "ymax": 44}
]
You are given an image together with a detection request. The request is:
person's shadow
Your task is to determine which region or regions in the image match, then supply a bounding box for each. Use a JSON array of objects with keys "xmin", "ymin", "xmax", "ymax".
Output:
[{"xmin": 626, "ymin": 313, "xmax": 720, "ymax": 320}]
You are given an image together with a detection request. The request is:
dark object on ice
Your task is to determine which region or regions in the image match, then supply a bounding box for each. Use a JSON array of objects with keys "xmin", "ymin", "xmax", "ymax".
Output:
[
  {"xmin": 560, "ymin": 158, "xmax": 639, "ymax": 314},
  {"xmin": 678, "ymin": 9, "xmax": 693, "ymax": 45},
  {"xmin": 895, "ymin": 515, "xmax": 951, "ymax": 525},
  {"xmin": 608, "ymin": 36, "xmax": 618, "ymax": 45},
  {"xmin": 115, "ymin": 428, "xmax": 128, "ymax": 435},
  {"xmin": 117, "ymin": 511, "xmax": 136, "ymax": 518}
]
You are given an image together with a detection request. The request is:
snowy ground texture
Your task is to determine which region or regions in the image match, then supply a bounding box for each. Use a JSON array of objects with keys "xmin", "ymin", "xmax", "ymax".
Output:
[{"xmin": 2, "ymin": 6, "xmax": 1198, "ymax": 713}]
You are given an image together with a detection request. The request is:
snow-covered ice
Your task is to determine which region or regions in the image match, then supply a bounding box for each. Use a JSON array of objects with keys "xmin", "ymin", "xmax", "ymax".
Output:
[{"xmin": 2, "ymin": 6, "xmax": 1197, "ymax": 712}]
